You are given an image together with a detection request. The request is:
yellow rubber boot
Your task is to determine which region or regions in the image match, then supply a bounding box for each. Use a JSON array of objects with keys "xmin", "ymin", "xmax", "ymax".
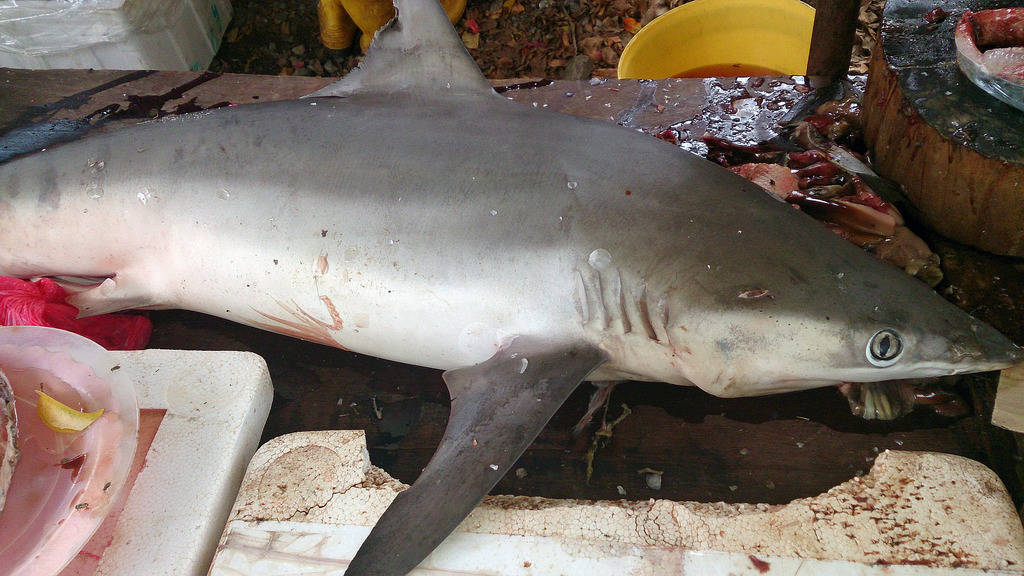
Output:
[
  {"xmin": 318, "ymin": 0, "xmax": 358, "ymax": 50},
  {"xmin": 441, "ymin": 0, "xmax": 468, "ymax": 25},
  {"xmin": 340, "ymin": 0, "xmax": 398, "ymax": 52},
  {"xmin": 342, "ymin": 0, "xmax": 468, "ymax": 52}
]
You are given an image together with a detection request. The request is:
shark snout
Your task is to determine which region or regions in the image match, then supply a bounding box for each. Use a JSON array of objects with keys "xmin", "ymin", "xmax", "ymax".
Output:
[
  {"xmin": 947, "ymin": 323, "xmax": 1023, "ymax": 369},
  {"xmin": 994, "ymin": 341, "xmax": 1024, "ymax": 366}
]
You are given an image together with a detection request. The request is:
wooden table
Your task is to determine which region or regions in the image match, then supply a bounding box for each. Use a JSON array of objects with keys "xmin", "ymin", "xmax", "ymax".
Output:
[{"xmin": 2, "ymin": 68, "xmax": 1022, "ymax": 513}]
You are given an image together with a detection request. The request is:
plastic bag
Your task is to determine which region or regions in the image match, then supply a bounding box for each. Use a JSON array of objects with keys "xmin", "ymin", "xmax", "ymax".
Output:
[{"xmin": 0, "ymin": 276, "xmax": 151, "ymax": 350}]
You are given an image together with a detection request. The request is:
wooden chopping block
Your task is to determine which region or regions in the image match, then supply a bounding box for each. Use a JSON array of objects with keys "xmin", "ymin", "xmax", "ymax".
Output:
[{"xmin": 862, "ymin": 0, "xmax": 1024, "ymax": 256}]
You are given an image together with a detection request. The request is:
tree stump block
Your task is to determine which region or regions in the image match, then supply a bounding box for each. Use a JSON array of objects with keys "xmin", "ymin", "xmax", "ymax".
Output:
[{"xmin": 862, "ymin": 0, "xmax": 1024, "ymax": 256}]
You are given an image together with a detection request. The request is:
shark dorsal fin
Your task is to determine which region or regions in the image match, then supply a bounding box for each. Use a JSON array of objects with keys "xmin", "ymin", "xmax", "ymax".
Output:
[{"xmin": 305, "ymin": 0, "xmax": 495, "ymax": 99}]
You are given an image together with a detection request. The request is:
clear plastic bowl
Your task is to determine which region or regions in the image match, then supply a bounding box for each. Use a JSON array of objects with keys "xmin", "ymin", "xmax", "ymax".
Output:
[{"xmin": 0, "ymin": 326, "xmax": 138, "ymax": 576}]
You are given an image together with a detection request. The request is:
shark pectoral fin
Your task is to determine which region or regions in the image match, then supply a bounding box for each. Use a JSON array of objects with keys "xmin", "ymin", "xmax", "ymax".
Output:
[
  {"xmin": 62, "ymin": 276, "xmax": 159, "ymax": 317},
  {"xmin": 344, "ymin": 336, "xmax": 608, "ymax": 576}
]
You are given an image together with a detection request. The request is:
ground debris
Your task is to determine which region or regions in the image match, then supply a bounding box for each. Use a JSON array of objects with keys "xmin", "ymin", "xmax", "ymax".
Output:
[
  {"xmin": 211, "ymin": 0, "xmax": 883, "ymax": 80},
  {"xmin": 584, "ymin": 402, "xmax": 632, "ymax": 485}
]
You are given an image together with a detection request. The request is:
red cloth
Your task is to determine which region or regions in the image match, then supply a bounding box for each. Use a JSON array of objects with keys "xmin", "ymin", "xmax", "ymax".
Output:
[{"xmin": 0, "ymin": 276, "xmax": 151, "ymax": 350}]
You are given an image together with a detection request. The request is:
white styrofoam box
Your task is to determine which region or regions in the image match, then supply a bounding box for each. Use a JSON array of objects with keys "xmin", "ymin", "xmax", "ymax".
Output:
[
  {"xmin": 0, "ymin": 0, "xmax": 232, "ymax": 70},
  {"xmin": 61, "ymin": 349, "xmax": 273, "ymax": 576},
  {"xmin": 210, "ymin": 432, "xmax": 1024, "ymax": 576}
]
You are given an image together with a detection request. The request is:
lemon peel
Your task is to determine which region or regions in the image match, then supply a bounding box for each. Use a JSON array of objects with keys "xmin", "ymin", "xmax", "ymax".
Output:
[{"xmin": 35, "ymin": 391, "xmax": 104, "ymax": 434}]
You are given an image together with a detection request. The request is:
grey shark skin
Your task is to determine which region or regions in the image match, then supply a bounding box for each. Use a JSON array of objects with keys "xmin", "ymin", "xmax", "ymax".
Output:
[{"xmin": 1, "ymin": 1, "xmax": 1021, "ymax": 574}]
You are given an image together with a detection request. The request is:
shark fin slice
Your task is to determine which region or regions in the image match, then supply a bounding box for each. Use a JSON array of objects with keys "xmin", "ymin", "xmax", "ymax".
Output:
[
  {"xmin": 305, "ymin": 0, "xmax": 495, "ymax": 99},
  {"xmin": 344, "ymin": 336, "xmax": 608, "ymax": 576},
  {"xmin": 63, "ymin": 276, "xmax": 160, "ymax": 317}
]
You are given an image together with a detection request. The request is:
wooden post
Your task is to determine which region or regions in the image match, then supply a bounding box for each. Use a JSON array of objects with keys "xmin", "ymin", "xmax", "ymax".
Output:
[{"xmin": 807, "ymin": 0, "xmax": 862, "ymax": 78}]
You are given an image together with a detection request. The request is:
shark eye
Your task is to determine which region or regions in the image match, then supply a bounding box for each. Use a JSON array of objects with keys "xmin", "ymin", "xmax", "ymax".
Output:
[{"xmin": 867, "ymin": 329, "xmax": 903, "ymax": 367}]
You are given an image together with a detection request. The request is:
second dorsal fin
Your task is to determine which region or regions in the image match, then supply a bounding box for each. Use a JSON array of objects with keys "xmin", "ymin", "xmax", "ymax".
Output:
[{"xmin": 305, "ymin": 0, "xmax": 495, "ymax": 99}]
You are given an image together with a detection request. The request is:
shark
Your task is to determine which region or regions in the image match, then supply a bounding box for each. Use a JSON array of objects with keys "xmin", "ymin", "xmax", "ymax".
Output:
[{"xmin": 0, "ymin": 1, "xmax": 1021, "ymax": 574}]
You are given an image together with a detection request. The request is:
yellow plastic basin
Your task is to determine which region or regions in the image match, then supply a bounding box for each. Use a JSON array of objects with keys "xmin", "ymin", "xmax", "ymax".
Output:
[{"xmin": 618, "ymin": 0, "xmax": 815, "ymax": 79}]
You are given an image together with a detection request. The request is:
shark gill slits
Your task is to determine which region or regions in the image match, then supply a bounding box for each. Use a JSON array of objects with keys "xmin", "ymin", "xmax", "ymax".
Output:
[{"xmin": 867, "ymin": 329, "xmax": 904, "ymax": 367}]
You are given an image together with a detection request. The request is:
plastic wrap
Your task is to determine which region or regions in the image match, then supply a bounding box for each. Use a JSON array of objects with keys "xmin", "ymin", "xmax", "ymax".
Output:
[
  {"xmin": 0, "ymin": 277, "xmax": 151, "ymax": 351},
  {"xmin": 0, "ymin": 0, "xmax": 182, "ymax": 55},
  {"xmin": 0, "ymin": 0, "xmax": 231, "ymax": 70}
]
